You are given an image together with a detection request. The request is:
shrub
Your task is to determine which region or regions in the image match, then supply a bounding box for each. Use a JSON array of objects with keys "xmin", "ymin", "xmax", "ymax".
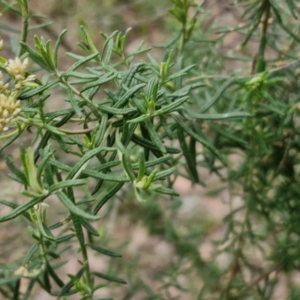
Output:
[{"xmin": 0, "ymin": 0, "xmax": 300, "ymax": 299}]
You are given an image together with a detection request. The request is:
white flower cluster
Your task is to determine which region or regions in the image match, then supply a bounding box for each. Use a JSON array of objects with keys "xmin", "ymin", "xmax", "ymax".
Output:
[
  {"xmin": 0, "ymin": 93, "xmax": 21, "ymax": 132},
  {"xmin": 6, "ymin": 57, "xmax": 29, "ymax": 81},
  {"xmin": 0, "ymin": 40, "xmax": 29, "ymax": 132}
]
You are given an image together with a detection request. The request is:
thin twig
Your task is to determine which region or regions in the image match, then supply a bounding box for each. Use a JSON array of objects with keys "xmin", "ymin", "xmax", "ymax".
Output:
[{"xmin": 229, "ymin": 265, "xmax": 280, "ymax": 300}]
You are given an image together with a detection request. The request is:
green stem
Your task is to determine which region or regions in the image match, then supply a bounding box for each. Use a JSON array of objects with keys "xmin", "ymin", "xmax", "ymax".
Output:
[
  {"xmin": 0, "ymin": 124, "xmax": 26, "ymax": 140},
  {"xmin": 18, "ymin": 0, "xmax": 29, "ymax": 57},
  {"xmin": 57, "ymin": 74, "xmax": 98, "ymax": 109},
  {"xmin": 256, "ymin": 0, "xmax": 271, "ymax": 73}
]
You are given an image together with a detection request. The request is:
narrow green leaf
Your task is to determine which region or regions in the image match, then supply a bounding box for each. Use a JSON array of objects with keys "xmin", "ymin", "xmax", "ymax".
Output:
[
  {"xmin": 120, "ymin": 121, "xmax": 138, "ymax": 147},
  {"xmin": 0, "ymin": 200, "xmax": 31, "ymax": 221},
  {"xmin": 12, "ymin": 277, "xmax": 21, "ymax": 299},
  {"xmin": 19, "ymin": 80, "xmax": 60, "ymax": 100},
  {"xmin": 58, "ymin": 268, "xmax": 85, "ymax": 296},
  {"xmin": 127, "ymin": 114, "xmax": 150, "ymax": 124},
  {"xmin": 209, "ymin": 123, "xmax": 249, "ymax": 149},
  {"xmin": 48, "ymin": 158, "xmax": 72, "ymax": 172},
  {"xmin": 67, "ymin": 87, "xmax": 82, "ymax": 117},
  {"xmin": 103, "ymin": 37, "xmax": 114, "ymax": 65},
  {"xmin": 132, "ymin": 154, "xmax": 172, "ymax": 169},
  {"xmin": 56, "ymin": 234, "xmax": 75, "ymax": 243},
  {"xmin": 46, "ymin": 262, "xmax": 64, "ymax": 288},
  {"xmin": 71, "ymin": 213, "xmax": 85, "ymax": 246},
  {"xmin": 153, "ymin": 168, "xmax": 175, "ymax": 181},
  {"xmin": 66, "ymin": 147, "xmax": 116, "ymax": 179},
  {"xmin": 187, "ymin": 111, "xmax": 251, "ymax": 120},
  {"xmin": 121, "ymin": 153, "xmax": 135, "ymax": 182},
  {"xmin": 49, "ymin": 179, "xmax": 86, "ymax": 193},
  {"xmin": 100, "ymin": 31, "xmax": 118, "ymax": 62},
  {"xmin": 7, "ymin": 173, "xmax": 24, "ymax": 185},
  {"xmin": 165, "ymin": 64, "xmax": 195, "ymax": 82},
  {"xmin": 134, "ymin": 187, "xmax": 147, "ymax": 202},
  {"xmin": 114, "ymin": 83, "xmax": 146, "ymax": 108},
  {"xmin": 93, "ymin": 113, "xmax": 108, "ymax": 147},
  {"xmin": 57, "ymin": 191, "xmax": 99, "ymax": 221},
  {"xmin": 45, "ymin": 39, "xmax": 56, "ymax": 71},
  {"xmin": 0, "ymin": 126, "xmax": 25, "ymax": 153},
  {"xmin": 241, "ymin": 10, "xmax": 263, "ymax": 46},
  {"xmin": 200, "ymin": 78, "xmax": 235, "ymax": 113},
  {"xmin": 271, "ymin": 5, "xmax": 300, "ymax": 43},
  {"xmin": 173, "ymin": 115, "xmax": 226, "ymax": 165},
  {"xmin": 88, "ymin": 244, "xmax": 122, "ymax": 257},
  {"xmin": 93, "ymin": 182, "xmax": 124, "ymax": 214},
  {"xmin": 22, "ymin": 279, "xmax": 36, "ymax": 300},
  {"xmin": 62, "ymin": 71, "xmax": 98, "ymax": 80},
  {"xmin": 20, "ymin": 42, "xmax": 51, "ymax": 71},
  {"xmin": 47, "ymin": 252, "xmax": 61, "ymax": 259},
  {"xmin": 69, "ymin": 78, "xmax": 101, "ymax": 85},
  {"xmin": 37, "ymin": 146, "xmax": 53, "ymax": 188},
  {"xmin": 0, "ymin": 196, "xmax": 47, "ymax": 222},
  {"xmin": 136, "ymin": 149, "xmax": 145, "ymax": 182},
  {"xmin": 98, "ymin": 105, "xmax": 136, "ymax": 115},
  {"xmin": 117, "ymin": 62, "xmax": 145, "ymax": 97},
  {"xmin": 93, "ymin": 272, "xmax": 127, "ymax": 284},
  {"xmin": 285, "ymin": 0, "xmax": 297, "ymax": 18},
  {"xmin": 168, "ymin": 83, "xmax": 204, "ymax": 98},
  {"xmin": 81, "ymin": 219, "xmax": 99, "ymax": 236},
  {"xmin": 28, "ymin": 21, "xmax": 54, "ymax": 31},
  {"xmin": 126, "ymin": 41, "xmax": 151, "ymax": 64},
  {"xmin": 67, "ymin": 52, "xmax": 99, "ymax": 73},
  {"xmin": 77, "ymin": 196, "xmax": 95, "ymax": 205},
  {"xmin": 131, "ymin": 134, "xmax": 180, "ymax": 154},
  {"xmin": 0, "ymin": 23, "xmax": 20, "ymax": 33},
  {"xmin": 81, "ymin": 71, "xmax": 117, "ymax": 92},
  {"xmin": 52, "ymin": 289, "xmax": 77, "ymax": 297},
  {"xmin": 36, "ymin": 212, "xmax": 56, "ymax": 241},
  {"xmin": 49, "ymin": 158, "xmax": 121, "ymax": 180},
  {"xmin": 150, "ymin": 185, "xmax": 179, "ymax": 196},
  {"xmin": 177, "ymin": 128, "xmax": 199, "ymax": 183},
  {"xmin": 80, "ymin": 25, "xmax": 99, "ymax": 57},
  {"xmin": 0, "ymin": 276, "xmax": 22, "ymax": 286},
  {"xmin": 144, "ymin": 119, "xmax": 166, "ymax": 154},
  {"xmin": 44, "ymin": 124, "xmax": 65, "ymax": 136},
  {"xmin": 146, "ymin": 77, "xmax": 159, "ymax": 100},
  {"xmin": 131, "ymin": 96, "xmax": 147, "ymax": 114},
  {"xmin": 23, "ymin": 244, "xmax": 39, "ymax": 265},
  {"xmin": 153, "ymin": 96, "xmax": 189, "ymax": 115},
  {"xmin": 79, "ymin": 170, "xmax": 130, "ymax": 183},
  {"xmin": 5, "ymin": 155, "xmax": 27, "ymax": 184}
]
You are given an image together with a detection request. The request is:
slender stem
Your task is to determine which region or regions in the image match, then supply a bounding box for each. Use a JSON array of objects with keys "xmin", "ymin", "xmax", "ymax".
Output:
[
  {"xmin": 57, "ymin": 74, "xmax": 98, "ymax": 109},
  {"xmin": 224, "ymin": 4, "xmax": 272, "ymax": 295},
  {"xmin": 81, "ymin": 240, "xmax": 92, "ymax": 284},
  {"xmin": 178, "ymin": 1, "xmax": 189, "ymax": 54},
  {"xmin": 230, "ymin": 265, "xmax": 280, "ymax": 299},
  {"xmin": 18, "ymin": 0, "xmax": 29, "ymax": 57},
  {"xmin": 256, "ymin": 0, "xmax": 271, "ymax": 73},
  {"xmin": 17, "ymin": 116, "xmax": 95, "ymax": 135},
  {"xmin": 0, "ymin": 124, "xmax": 26, "ymax": 140}
]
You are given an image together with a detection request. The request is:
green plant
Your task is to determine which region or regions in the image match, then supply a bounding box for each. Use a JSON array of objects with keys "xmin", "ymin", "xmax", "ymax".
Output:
[{"xmin": 1, "ymin": 0, "xmax": 300, "ymax": 299}]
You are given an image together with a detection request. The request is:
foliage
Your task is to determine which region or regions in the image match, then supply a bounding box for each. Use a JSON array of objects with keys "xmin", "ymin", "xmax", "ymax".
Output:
[{"xmin": 0, "ymin": 0, "xmax": 300, "ymax": 299}]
